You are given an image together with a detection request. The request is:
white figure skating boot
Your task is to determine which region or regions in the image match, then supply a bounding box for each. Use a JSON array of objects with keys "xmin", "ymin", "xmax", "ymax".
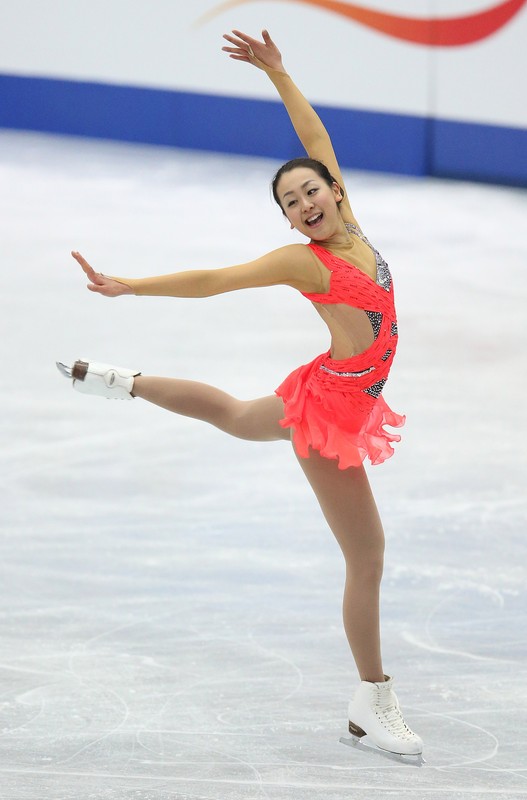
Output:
[
  {"xmin": 340, "ymin": 675, "xmax": 424, "ymax": 766},
  {"xmin": 57, "ymin": 359, "xmax": 141, "ymax": 400}
]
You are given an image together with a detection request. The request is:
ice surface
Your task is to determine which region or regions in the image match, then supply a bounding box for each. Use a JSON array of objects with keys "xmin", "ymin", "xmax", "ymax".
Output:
[{"xmin": 0, "ymin": 130, "xmax": 526, "ymax": 799}]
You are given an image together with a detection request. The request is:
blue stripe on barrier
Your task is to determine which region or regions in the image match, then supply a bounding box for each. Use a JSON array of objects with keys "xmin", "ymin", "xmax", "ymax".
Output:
[
  {"xmin": 0, "ymin": 74, "xmax": 427, "ymax": 176},
  {"xmin": 432, "ymin": 117, "xmax": 527, "ymax": 186},
  {"xmin": 0, "ymin": 73, "xmax": 525, "ymax": 186}
]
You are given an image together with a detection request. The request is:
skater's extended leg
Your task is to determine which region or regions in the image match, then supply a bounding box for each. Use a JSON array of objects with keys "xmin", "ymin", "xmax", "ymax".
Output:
[
  {"xmin": 294, "ymin": 447, "xmax": 385, "ymax": 683},
  {"xmin": 133, "ymin": 376, "xmax": 289, "ymax": 442},
  {"xmin": 56, "ymin": 359, "xmax": 289, "ymax": 441}
]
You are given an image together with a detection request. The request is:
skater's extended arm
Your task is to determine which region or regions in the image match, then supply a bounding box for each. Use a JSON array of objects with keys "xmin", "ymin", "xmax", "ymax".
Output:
[
  {"xmin": 222, "ymin": 29, "xmax": 355, "ymax": 222},
  {"xmin": 71, "ymin": 246, "xmax": 327, "ymax": 298}
]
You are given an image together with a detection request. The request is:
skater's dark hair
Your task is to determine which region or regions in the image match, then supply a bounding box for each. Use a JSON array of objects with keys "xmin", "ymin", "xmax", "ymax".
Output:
[{"xmin": 271, "ymin": 157, "xmax": 344, "ymax": 213}]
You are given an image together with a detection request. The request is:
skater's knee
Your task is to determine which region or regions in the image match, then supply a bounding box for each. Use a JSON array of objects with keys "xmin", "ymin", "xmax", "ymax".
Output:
[
  {"xmin": 230, "ymin": 399, "xmax": 263, "ymax": 440},
  {"xmin": 211, "ymin": 397, "xmax": 257, "ymax": 439},
  {"xmin": 346, "ymin": 553, "xmax": 384, "ymax": 587}
]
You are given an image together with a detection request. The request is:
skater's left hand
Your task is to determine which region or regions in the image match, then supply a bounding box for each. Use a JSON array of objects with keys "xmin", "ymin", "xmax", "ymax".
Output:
[{"xmin": 71, "ymin": 251, "xmax": 133, "ymax": 297}]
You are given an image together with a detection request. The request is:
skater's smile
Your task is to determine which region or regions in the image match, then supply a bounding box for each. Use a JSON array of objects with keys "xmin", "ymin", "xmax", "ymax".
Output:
[{"xmin": 276, "ymin": 167, "xmax": 343, "ymax": 239}]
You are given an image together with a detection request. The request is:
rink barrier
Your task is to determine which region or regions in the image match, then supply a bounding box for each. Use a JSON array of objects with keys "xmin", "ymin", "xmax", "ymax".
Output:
[{"xmin": 0, "ymin": 73, "xmax": 525, "ymax": 186}]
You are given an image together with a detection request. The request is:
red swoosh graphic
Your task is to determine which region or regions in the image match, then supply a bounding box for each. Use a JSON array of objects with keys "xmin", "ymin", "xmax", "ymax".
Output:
[{"xmin": 201, "ymin": 0, "xmax": 527, "ymax": 46}]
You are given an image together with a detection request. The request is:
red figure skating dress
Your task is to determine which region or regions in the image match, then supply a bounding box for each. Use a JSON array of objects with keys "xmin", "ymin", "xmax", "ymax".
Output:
[{"xmin": 276, "ymin": 223, "xmax": 405, "ymax": 469}]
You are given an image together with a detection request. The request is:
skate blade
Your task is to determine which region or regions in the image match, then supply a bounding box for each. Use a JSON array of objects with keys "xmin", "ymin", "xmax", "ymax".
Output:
[
  {"xmin": 56, "ymin": 361, "xmax": 73, "ymax": 378},
  {"xmin": 339, "ymin": 736, "xmax": 425, "ymax": 767}
]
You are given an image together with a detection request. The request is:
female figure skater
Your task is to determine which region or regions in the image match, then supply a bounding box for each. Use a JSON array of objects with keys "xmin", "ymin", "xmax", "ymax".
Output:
[{"xmin": 58, "ymin": 29, "xmax": 423, "ymax": 761}]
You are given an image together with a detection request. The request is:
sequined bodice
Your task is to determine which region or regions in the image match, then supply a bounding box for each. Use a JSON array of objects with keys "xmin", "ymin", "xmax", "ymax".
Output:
[{"xmin": 344, "ymin": 222, "xmax": 392, "ymax": 292}]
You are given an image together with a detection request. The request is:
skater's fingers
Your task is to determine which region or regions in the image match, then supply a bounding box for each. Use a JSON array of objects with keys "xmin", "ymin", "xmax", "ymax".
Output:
[
  {"xmin": 222, "ymin": 45, "xmax": 247, "ymax": 57},
  {"xmin": 72, "ymin": 250, "xmax": 100, "ymax": 275},
  {"xmin": 72, "ymin": 250, "xmax": 94, "ymax": 275},
  {"xmin": 71, "ymin": 250, "xmax": 92, "ymax": 270},
  {"xmin": 223, "ymin": 50, "xmax": 251, "ymax": 63},
  {"xmin": 71, "ymin": 250, "xmax": 107, "ymax": 286},
  {"xmin": 223, "ymin": 32, "xmax": 252, "ymax": 48},
  {"xmin": 229, "ymin": 29, "xmax": 262, "ymax": 48},
  {"xmin": 222, "ymin": 45, "xmax": 253, "ymax": 63},
  {"xmin": 223, "ymin": 30, "xmax": 260, "ymax": 60},
  {"xmin": 87, "ymin": 281, "xmax": 114, "ymax": 296},
  {"xmin": 71, "ymin": 251, "xmax": 132, "ymax": 297},
  {"xmin": 223, "ymin": 29, "xmax": 283, "ymax": 72},
  {"xmin": 229, "ymin": 28, "xmax": 278, "ymax": 53}
]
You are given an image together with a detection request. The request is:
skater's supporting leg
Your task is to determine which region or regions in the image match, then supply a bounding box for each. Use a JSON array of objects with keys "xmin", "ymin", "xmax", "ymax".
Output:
[
  {"xmin": 294, "ymin": 447, "xmax": 385, "ymax": 683},
  {"xmin": 295, "ymin": 447, "xmax": 423, "ymax": 756},
  {"xmin": 132, "ymin": 376, "xmax": 289, "ymax": 442}
]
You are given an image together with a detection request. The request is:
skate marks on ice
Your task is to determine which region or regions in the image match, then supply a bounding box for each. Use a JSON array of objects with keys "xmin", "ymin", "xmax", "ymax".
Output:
[
  {"xmin": 0, "ymin": 610, "xmax": 305, "ymax": 798},
  {"xmin": 1, "ymin": 599, "xmax": 525, "ymax": 799},
  {"xmin": 1, "ymin": 131, "xmax": 527, "ymax": 798},
  {"xmin": 387, "ymin": 570, "xmax": 527, "ymax": 780}
]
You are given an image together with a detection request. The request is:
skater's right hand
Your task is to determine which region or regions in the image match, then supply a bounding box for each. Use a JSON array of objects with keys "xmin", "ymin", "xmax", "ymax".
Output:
[
  {"xmin": 71, "ymin": 251, "xmax": 133, "ymax": 297},
  {"xmin": 222, "ymin": 29, "xmax": 285, "ymax": 74}
]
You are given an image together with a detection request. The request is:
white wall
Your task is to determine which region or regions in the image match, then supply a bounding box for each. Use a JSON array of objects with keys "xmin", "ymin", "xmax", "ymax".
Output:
[
  {"xmin": 1, "ymin": 0, "xmax": 525, "ymax": 125},
  {"xmin": 1, "ymin": 1, "xmax": 526, "ymax": 183}
]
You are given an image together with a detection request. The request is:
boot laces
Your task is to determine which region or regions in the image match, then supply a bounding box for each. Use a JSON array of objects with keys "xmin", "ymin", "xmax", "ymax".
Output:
[{"xmin": 374, "ymin": 687, "xmax": 416, "ymax": 740}]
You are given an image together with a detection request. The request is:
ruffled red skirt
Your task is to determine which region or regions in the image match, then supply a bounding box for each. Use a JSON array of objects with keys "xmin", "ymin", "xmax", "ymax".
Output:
[{"xmin": 275, "ymin": 351, "xmax": 405, "ymax": 470}]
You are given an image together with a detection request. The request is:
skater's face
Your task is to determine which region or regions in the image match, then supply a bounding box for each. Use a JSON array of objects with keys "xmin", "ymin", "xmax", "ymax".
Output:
[{"xmin": 276, "ymin": 167, "xmax": 343, "ymax": 239}]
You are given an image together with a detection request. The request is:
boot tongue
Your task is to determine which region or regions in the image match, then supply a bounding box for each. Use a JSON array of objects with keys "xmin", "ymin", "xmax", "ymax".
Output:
[
  {"xmin": 375, "ymin": 687, "xmax": 393, "ymax": 710},
  {"xmin": 373, "ymin": 679, "xmax": 395, "ymax": 710}
]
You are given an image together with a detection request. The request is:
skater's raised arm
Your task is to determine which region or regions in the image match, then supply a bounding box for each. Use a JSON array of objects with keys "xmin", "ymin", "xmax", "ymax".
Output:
[
  {"xmin": 222, "ymin": 29, "xmax": 355, "ymax": 223},
  {"xmin": 71, "ymin": 246, "xmax": 327, "ymax": 298}
]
